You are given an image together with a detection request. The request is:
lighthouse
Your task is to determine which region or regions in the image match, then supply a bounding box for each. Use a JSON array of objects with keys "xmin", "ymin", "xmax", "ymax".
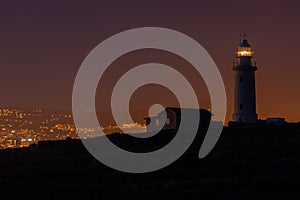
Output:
[{"xmin": 232, "ymin": 36, "xmax": 258, "ymax": 123}]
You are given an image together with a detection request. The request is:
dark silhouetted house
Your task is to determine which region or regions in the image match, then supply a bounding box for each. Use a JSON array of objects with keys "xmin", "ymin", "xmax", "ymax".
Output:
[
  {"xmin": 144, "ymin": 107, "xmax": 211, "ymax": 133},
  {"xmin": 266, "ymin": 117, "xmax": 286, "ymax": 124}
]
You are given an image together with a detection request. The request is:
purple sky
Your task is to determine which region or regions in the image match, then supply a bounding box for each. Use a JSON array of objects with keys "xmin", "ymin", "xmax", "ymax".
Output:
[{"xmin": 1, "ymin": 0, "xmax": 300, "ymax": 122}]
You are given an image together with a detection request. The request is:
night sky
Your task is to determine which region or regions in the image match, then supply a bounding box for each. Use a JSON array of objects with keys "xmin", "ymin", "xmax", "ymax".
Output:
[{"xmin": 1, "ymin": 0, "xmax": 300, "ymax": 123}]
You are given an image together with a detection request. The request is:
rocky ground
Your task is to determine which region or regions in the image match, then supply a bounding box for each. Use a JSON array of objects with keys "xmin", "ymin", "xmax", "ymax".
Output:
[{"xmin": 0, "ymin": 123, "xmax": 300, "ymax": 199}]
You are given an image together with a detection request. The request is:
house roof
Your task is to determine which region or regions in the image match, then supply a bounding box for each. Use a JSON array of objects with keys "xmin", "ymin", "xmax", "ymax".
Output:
[
  {"xmin": 166, "ymin": 107, "xmax": 211, "ymax": 114},
  {"xmin": 144, "ymin": 107, "xmax": 212, "ymax": 120},
  {"xmin": 158, "ymin": 107, "xmax": 212, "ymax": 117}
]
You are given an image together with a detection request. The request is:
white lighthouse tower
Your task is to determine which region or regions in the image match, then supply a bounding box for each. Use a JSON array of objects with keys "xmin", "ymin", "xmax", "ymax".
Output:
[{"xmin": 232, "ymin": 36, "xmax": 258, "ymax": 123}]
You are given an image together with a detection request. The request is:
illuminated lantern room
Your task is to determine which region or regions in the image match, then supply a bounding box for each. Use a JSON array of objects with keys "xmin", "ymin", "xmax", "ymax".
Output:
[{"xmin": 236, "ymin": 39, "xmax": 253, "ymax": 58}]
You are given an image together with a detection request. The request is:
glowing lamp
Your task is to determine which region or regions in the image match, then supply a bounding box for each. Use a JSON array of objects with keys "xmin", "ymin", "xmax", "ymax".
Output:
[{"xmin": 237, "ymin": 47, "xmax": 253, "ymax": 57}]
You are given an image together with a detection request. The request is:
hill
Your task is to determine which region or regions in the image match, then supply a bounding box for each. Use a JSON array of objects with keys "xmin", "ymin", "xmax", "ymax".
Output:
[{"xmin": 0, "ymin": 123, "xmax": 300, "ymax": 199}]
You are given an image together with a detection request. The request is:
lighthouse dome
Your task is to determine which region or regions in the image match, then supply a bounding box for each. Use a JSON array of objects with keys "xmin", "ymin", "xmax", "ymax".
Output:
[{"xmin": 239, "ymin": 39, "xmax": 251, "ymax": 47}]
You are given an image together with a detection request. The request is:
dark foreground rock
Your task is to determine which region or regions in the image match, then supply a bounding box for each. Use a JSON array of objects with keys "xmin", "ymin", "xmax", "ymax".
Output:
[{"xmin": 0, "ymin": 123, "xmax": 300, "ymax": 199}]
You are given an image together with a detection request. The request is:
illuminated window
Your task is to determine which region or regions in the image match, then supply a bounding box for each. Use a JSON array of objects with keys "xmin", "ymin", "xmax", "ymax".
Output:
[
  {"xmin": 155, "ymin": 119, "xmax": 159, "ymax": 126},
  {"xmin": 166, "ymin": 118, "xmax": 170, "ymax": 125}
]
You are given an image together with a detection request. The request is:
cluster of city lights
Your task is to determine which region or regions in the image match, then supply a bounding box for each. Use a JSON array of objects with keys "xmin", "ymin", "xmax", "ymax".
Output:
[{"xmin": 0, "ymin": 108, "xmax": 146, "ymax": 149}]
